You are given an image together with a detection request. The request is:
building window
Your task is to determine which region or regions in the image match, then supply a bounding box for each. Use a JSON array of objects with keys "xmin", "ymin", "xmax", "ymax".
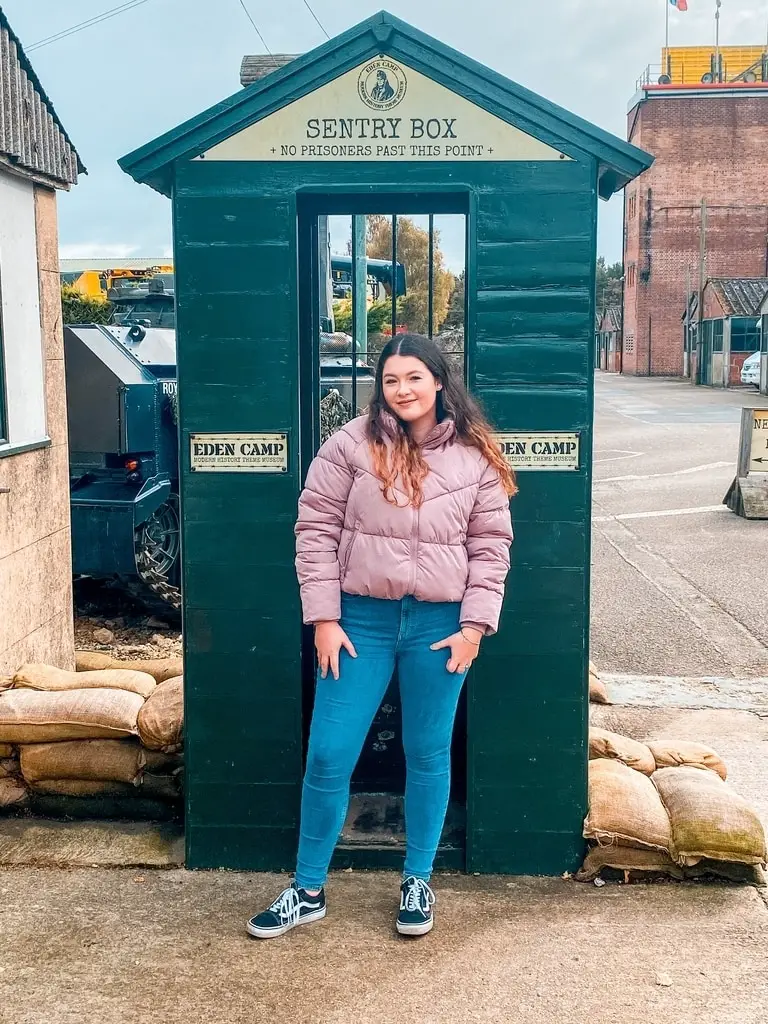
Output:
[
  {"xmin": 0, "ymin": 173, "xmax": 47, "ymax": 454},
  {"xmin": 625, "ymin": 334, "xmax": 634, "ymax": 354},
  {"xmin": 628, "ymin": 193, "xmax": 637, "ymax": 220},
  {"xmin": 731, "ymin": 316, "xmax": 760, "ymax": 353},
  {"xmin": 626, "ymin": 263, "xmax": 636, "ymax": 289}
]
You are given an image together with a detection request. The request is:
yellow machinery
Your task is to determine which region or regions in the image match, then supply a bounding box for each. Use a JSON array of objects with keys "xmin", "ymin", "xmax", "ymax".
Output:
[
  {"xmin": 660, "ymin": 45, "xmax": 768, "ymax": 84},
  {"xmin": 60, "ymin": 262, "xmax": 174, "ymax": 302}
]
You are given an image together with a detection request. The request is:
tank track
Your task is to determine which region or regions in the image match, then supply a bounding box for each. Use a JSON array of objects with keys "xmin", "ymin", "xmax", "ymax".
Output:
[{"xmin": 134, "ymin": 545, "xmax": 182, "ymax": 610}]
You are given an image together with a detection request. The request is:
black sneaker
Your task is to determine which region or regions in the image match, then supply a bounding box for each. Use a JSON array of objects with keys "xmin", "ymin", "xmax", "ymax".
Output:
[
  {"xmin": 246, "ymin": 883, "xmax": 326, "ymax": 939},
  {"xmin": 396, "ymin": 876, "xmax": 435, "ymax": 936}
]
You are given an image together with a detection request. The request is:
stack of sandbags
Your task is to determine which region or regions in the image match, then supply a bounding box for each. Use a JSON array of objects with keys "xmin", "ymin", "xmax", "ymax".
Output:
[
  {"xmin": 578, "ymin": 728, "xmax": 766, "ymax": 883},
  {"xmin": 589, "ymin": 661, "xmax": 610, "ymax": 705},
  {"xmin": 0, "ymin": 658, "xmax": 184, "ymax": 821},
  {"xmin": 75, "ymin": 652, "xmax": 182, "ymax": 682},
  {"xmin": 0, "ymin": 743, "xmax": 27, "ymax": 811}
]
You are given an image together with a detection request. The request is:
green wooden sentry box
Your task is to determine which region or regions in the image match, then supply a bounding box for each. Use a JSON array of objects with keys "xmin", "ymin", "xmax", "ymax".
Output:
[{"xmin": 120, "ymin": 12, "xmax": 651, "ymax": 874}]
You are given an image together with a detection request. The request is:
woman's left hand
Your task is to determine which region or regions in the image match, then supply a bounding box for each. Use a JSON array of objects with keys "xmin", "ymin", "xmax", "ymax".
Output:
[{"xmin": 430, "ymin": 626, "xmax": 483, "ymax": 674}]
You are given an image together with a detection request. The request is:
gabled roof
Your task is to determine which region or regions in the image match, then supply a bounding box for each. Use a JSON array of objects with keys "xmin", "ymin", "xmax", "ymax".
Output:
[
  {"xmin": 0, "ymin": 6, "xmax": 85, "ymax": 186},
  {"xmin": 599, "ymin": 306, "xmax": 622, "ymax": 332},
  {"xmin": 240, "ymin": 54, "xmax": 299, "ymax": 87},
  {"xmin": 120, "ymin": 11, "xmax": 652, "ymax": 198},
  {"xmin": 710, "ymin": 278, "xmax": 768, "ymax": 318}
]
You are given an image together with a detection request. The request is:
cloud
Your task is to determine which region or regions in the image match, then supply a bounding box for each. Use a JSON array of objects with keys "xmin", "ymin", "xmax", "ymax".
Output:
[{"xmin": 58, "ymin": 242, "xmax": 143, "ymax": 260}]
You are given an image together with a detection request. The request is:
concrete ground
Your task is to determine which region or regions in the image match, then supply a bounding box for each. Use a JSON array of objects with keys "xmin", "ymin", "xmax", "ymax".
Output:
[
  {"xmin": 591, "ymin": 374, "xmax": 768, "ymax": 677},
  {"xmin": 2, "ymin": 376, "xmax": 768, "ymax": 1023}
]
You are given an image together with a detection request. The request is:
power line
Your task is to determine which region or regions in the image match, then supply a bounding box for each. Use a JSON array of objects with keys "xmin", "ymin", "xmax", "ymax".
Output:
[
  {"xmin": 300, "ymin": 0, "xmax": 330, "ymax": 40},
  {"xmin": 27, "ymin": 0, "xmax": 155, "ymax": 52},
  {"xmin": 237, "ymin": 0, "xmax": 273, "ymax": 55}
]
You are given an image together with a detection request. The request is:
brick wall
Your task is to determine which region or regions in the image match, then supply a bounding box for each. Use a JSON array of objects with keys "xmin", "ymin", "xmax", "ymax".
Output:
[{"xmin": 623, "ymin": 93, "xmax": 768, "ymax": 376}]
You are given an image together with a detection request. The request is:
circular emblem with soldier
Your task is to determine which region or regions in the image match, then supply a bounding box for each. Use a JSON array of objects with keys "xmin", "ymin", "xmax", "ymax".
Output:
[{"xmin": 358, "ymin": 58, "xmax": 407, "ymax": 111}]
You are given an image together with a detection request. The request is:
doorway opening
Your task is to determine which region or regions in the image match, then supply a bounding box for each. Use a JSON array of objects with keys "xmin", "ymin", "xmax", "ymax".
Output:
[{"xmin": 298, "ymin": 192, "xmax": 469, "ymax": 869}]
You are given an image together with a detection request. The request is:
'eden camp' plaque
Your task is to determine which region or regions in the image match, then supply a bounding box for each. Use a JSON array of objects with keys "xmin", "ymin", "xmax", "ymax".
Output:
[
  {"xmin": 189, "ymin": 433, "xmax": 288, "ymax": 473},
  {"xmin": 496, "ymin": 432, "xmax": 580, "ymax": 472}
]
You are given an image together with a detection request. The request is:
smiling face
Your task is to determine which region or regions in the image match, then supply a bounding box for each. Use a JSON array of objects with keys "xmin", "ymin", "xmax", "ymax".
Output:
[{"xmin": 381, "ymin": 354, "xmax": 442, "ymax": 428}]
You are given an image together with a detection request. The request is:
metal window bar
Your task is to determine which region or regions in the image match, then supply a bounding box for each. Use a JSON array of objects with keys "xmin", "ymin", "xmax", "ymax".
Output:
[
  {"xmin": 428, "ymin": 213, "xmax": 434, "ymax": 339},
  {"xmin": 391, "ymin": 214, "xmax": 398, "ymax": 339},
  {"xmin": 350, "ymin": 217, "xmax": 359, "ymax": 418}
]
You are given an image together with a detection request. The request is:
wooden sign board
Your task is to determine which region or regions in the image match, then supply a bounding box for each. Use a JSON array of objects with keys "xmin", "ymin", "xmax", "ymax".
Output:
[
  {"xmin": 496, "ymin": 432, "xmax": 580, "ymax": 472},
  {"xmin": 189, "ymin": 433, "xmax": 288, "ymax": 473},
  {"xmin": 723, "ymin": 409, "xmax": 768, "ymax": 518}
]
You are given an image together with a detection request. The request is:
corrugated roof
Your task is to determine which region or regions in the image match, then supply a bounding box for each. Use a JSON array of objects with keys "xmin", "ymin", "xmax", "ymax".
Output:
[
  {"xmin": 710, "ymin": 278, "xmax": 768, "ymax": 317},
  {"xmin": 240, "ymin": 54, "xmax": 299, "ymax": 87},
  {"xmin": 60, "ymin": 258, "xmax": 173, "ymax": 272},
  {"xmin": 0, "ymin": 6, "xmax": 84, "ymax": 187}
]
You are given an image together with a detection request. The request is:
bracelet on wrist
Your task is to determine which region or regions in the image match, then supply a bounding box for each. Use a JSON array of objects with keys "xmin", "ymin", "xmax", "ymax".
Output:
[{"xmin": 460, "ymin": 628, "xmax": 482, "ymax": 646}]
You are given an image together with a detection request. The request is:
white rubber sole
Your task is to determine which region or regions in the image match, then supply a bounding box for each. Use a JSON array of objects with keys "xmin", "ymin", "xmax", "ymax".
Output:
[
  {"xmin": 246, "ymin": 905, "xmax": 326, "ymax": 939},
  {"xmin": 396, "ymin": 915, "xmax": 434, "ymax": 937}
]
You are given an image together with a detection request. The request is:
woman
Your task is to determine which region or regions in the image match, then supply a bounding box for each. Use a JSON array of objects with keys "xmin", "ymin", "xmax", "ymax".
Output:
[{"xmin": 247, "ymin": 334, "xmax": 515, "ymax": 939}]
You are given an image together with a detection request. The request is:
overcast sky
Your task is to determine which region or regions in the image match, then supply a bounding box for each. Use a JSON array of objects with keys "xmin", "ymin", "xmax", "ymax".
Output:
[{"xmin": 6, "ymin": 0, "xmax": 768, "ymax": 272}]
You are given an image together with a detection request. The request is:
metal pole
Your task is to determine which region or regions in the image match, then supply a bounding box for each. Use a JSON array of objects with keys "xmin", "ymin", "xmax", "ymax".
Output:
[
  {"xmin": 697, "ymin": 198, "xmax": 708, "ymax": 384},
  {"xmin": 391, "ymin": 214, "xmax": 398, "ymax": 339},
  {"xmin": 666, "ymin": 0, "xmax": 670, "ymax": 64},
  {"xmin": 427, "ymin": 213, "xmax": 435, "ymax": 338},
  {"xmin": 352, "ymin": 215, "xmax": 368, "ymax": 362}
]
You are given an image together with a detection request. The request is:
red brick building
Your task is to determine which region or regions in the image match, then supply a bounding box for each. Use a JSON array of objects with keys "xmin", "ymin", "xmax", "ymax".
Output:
[{"xmin": 623, "ymin": 72, "xmax": 768, "ymax": 377}]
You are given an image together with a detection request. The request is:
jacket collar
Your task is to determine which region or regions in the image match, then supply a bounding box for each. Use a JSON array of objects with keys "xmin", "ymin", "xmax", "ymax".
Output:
[{"xmin": 378, "ymin": 409, "xmax": 456, "ymax": 451}]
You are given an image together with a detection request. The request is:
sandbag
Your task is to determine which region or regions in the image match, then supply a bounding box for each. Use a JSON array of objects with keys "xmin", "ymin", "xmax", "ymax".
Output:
[
  {"xmin": 20, "ymin": 739, "xmax": 146, "ymax": 784},
  {"xmin": 0, "ymin": 688, "xmax": 144, "ymax": 743},
  {"xmin": 0, "ymin": 775, "xmax": 28, "ymax": 808},
  {"xmin": 30, "ymin": 776, "xmax": 181, "ymax": 803},
  {"xmin": 0, "ymin": 757, "xmax": 20, "ymax": 779},
  {"xmin": 584, "ymin": 758, "xmax": 673, "ymax": 853},
  {"xmin": 137, "ymin": 676, "xmax": 183, "ymax": 752},
  {"xmin": 29, "ymin": 779, "xmax": 137, "ymax": 797},
  {"xmin": 30, "ymin": 793, "xmax": 180, "ymax": 822},
  {"xmin": 647, "ymin": 740, "xmax": 727, "ymax": 781},
  {"xmin": 652, "ymin": 766, "xmax": 767, "ymax": 867},
  {"xmin": 575, "ymin": 844, "xmax": 683, "ymax": 882},
  {"xmin": 140, "ymin": 773, "xmax": 182, "ymax": 802},
  {"xmin": 589, "ymin": 727, "xmax": 656, "ymax": 776},
  {"xmin": 76, "ymin": 652, "xmax": 182, "ymax": 683},
  {"xmin": 14, "ymin": 664, "xmax": 155, "ymax": 699},
  {"xmin": 0, "ymin": 743, "xmax": 15, "ymax": 758},
  {"xmin": 589, "ymin": 672, "xmax": 609, "ymax": 705}
]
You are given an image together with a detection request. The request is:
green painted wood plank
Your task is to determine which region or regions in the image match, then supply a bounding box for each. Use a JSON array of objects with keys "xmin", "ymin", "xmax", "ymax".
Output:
[
  {"xmin": 175, "ymin": 195, "xmax": 291, "ymax": 245},
  {"xmin": 186, "ymin": 825, "xmax": 297, "ymax": 871},
  {"xmin": 188, "ymin": 783, "xmax": 299, "ymax": 827},
  {"xmin": 181, "ymin": 335, "xmax": 293, "ymax": 387},
  {"xmin": 472, "ymin": 652, "xmax": 588, "ymax": 702},
  {"xmin": 181, "ymin": 382, "xmax": 295, "ymax": 431},
  {"xmin": 184, "ymin": 654, "xmax": 302, "ymax": 697},
  {"xmin": 184, "ymin": 561, "xmax": 298, "ymax": 610},
  {"xmin": 183, "ymin": 521, "xmax": 296, "ymax": 564},
  {"xmin": 183, "ymin": 608, "xmax": 300, "ymax": 653},
  {"xmin": 475, "ymin": 338, "xmax": 590, "ymax": 386},
  {"xmin": 475, "ymin": 385, "xmax": 590, "ymax": 431},
  {"xmin": 472, "ymin": 785, "xmax": 586, "ymax": 833},
  {"xmin": 467, "ymin": 830, "xmax": 586, "ymax": 874}
]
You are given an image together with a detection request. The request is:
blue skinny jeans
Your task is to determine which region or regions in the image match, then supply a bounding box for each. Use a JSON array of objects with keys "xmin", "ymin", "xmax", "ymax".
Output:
[{"xmin": 295, "ymin": 594, "xmax": 468, "ymax": 890}]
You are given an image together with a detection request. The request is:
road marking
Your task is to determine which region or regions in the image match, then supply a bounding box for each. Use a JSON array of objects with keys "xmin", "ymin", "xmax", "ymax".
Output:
[
  {"xmin": 593, "ymin": 505, "xmax": 727, "ymax": 523},
  {"xmin": 596, "ymin": 460, "xmax": 731, "ymax": 484},
  {"xmin": 593, "ymin": 449, "xmax": 644, "ymax": 464},
  {"xmin": 594, "ymin": 516, "xmax": 768, "ymax": 676}
]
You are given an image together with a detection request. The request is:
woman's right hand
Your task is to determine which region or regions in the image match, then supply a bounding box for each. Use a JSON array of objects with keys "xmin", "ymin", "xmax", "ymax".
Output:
[{"xmin": 315, "ymin": 621, "xmax": 357, "ymax": 681}]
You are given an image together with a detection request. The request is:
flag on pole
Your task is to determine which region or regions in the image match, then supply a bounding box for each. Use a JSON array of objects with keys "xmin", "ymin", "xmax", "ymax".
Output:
[{"xmin": 670, "ymin": 0, "xmax": 688, "ymax": 10}]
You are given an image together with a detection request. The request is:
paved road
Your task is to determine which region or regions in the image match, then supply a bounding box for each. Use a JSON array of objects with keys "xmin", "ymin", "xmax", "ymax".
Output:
[{"xmin": 591, "ymin": 374, "xmax": 768, "ymax": 678}]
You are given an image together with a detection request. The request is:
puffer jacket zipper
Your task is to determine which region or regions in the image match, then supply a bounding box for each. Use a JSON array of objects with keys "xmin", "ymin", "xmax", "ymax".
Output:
[{"xmin": 407, "ymin": 503, "xmax": 420, "ymax": 594}]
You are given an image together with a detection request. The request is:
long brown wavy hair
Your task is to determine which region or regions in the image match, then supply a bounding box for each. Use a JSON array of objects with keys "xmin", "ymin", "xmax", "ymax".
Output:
[{"xmin": 367, "ymin": 334, "xmax": 518, "ymax": 507}]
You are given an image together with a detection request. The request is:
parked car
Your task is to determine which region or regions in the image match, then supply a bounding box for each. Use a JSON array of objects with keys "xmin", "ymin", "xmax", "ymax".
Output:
[{"xmin": 741, "ymin": 351, "xmax": 760, "ymax": 387}]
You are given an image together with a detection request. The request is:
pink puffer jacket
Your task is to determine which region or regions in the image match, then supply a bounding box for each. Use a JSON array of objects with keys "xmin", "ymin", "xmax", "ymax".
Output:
[{"xmin": 295, "ymin": 414, "xmax": 513, "ymax": 634}]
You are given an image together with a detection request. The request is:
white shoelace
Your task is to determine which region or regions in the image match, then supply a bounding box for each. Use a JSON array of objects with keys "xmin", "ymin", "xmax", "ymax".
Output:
[
  {"xmin": 401, "ymin": 877, "xmax": 435, "ymax": 913},
  {"xmin": 268, "ymin": 886, "xmax": 303, "ymax": 926}
]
